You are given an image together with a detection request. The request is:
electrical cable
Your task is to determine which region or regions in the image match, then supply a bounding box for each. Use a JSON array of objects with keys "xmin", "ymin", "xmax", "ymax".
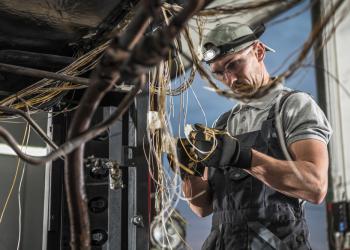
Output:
[
  {"xmin": 16, "ymin": 126, "xmax": 30, "ymax": 250},
  {"xmin": 274, "ymin": 91, "xmax": 304, "ymax": 181},
  {"xmin": 0, "ymin": 1, "xmax": 345, "ymax": 248},
  {"xmin": 0, "ymin": 106, "xmax": 58, "ymax": 150},
  {"xmin": 16, "ymin": 163, "xmax": 26, "ymax": 250},
  {"xmin": 0, "ymin": 0, "xmax": 340, "ymax": 166},
  {"xmin": 0, "ymin": 123, "xmax": 29, "ymax": 224},
  {"xmin": 0, "ymin": 79, "xmax": 142, "ymax": 165}
]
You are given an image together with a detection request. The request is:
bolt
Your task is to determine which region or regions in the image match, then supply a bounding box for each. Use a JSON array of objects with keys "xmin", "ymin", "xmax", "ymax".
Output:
[{"xmin": 132, "ymin": 215, "xmax": 144, "ymax": 228}]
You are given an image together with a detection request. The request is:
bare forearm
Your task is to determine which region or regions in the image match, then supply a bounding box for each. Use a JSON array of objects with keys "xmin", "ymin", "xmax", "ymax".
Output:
[
  {"xmin": 182, "ymin": 175, "xmax": 213, "ymax": 217},
  {"xmin": 246, "ymin": 149, "xmax": 328, "ymax": 204}
]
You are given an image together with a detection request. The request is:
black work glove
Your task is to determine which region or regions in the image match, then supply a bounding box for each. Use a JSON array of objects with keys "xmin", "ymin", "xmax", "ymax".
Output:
[
  {"xmin": 191, "ymin": 124, "xmax": 252, "ymax": 169},
  {"xmin": 167, "ymin": 138, "xmax": 205, "ymax": 180}
]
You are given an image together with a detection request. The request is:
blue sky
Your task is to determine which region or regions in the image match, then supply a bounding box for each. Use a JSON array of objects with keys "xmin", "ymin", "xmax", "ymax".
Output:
[{"xmin": 168, "ymin": 2, "xmax": 329, "ymax": 249}]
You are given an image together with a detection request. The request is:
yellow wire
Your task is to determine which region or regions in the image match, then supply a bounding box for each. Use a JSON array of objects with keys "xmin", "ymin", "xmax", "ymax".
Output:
[
  {"xmin": 0, "ymin": 122, "xmax": 30, "ymax": 224},
  {"xmin": 178, "ymin": 124, "xmax": 233, "ymax": 167},
  {"xmin": 168, "ymin": 154, "xmax": 195, "ymax": 175}
]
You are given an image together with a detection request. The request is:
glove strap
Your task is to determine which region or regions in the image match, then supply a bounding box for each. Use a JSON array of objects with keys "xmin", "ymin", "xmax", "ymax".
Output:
[{"xmin": 235, "ymin": 147, "xmax": 252, "ymax": 169}]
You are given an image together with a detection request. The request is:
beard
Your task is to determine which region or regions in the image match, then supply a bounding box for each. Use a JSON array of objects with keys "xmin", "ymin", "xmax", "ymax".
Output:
[
  {"xmin": 230, "ymin": 79, "xmax": 263, "ymax": 100},
  {"xmin": 230, "ymin": 75, "xmax": 279, "ymax": 101}
]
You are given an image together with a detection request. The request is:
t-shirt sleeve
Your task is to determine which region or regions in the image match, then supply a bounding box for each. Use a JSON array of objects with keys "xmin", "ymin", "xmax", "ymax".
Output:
[{"xmin": 281, "ymin": 92, "xmax": 333, "ymax": 146}]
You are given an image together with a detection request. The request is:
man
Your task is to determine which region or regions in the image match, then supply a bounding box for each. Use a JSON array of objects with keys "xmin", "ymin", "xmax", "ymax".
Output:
[{"xmin": 176, "ymin": 23, "xmax": 332, "ymax": 249}]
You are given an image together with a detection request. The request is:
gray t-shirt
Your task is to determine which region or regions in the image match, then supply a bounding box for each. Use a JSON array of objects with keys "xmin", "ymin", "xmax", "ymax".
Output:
[{"xmin": 218, "ymin": 84, "xmax": 332, "ymax": 146}]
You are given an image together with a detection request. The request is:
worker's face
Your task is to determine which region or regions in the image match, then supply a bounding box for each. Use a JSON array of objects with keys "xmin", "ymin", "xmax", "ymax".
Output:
[{"xmin": 209, "ymin": 42, "xmax": 266, "ymax": 97}]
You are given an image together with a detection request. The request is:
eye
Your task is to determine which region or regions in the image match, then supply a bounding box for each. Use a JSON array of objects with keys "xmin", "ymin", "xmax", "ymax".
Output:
[{"xmin": 226, "ymin": 60, "xmax": 241, "ymax": 72}]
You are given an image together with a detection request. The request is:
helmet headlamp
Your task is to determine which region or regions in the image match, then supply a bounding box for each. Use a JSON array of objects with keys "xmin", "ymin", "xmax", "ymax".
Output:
[
  {"xmin": 202, "ymin": 46, "xmax": 220, "ymax": 62},
  {"xmin": 201, "ymin": 23, "xmax": 274, "ymax": 63}
]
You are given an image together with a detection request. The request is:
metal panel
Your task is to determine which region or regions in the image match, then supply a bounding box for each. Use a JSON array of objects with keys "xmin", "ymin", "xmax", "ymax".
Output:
[
  {"xmin": 42, "ymin": 103, "xmax": 150, "ymax": 250},
  {"xmin": 128, "ymin": 167, "xmax": 137, "ymax": 250},
  {"xmin": 107, "ymin": 107, "xmax": 123, "ymax": 250},
  {"xmin": 0, "ymin": 113, "xmax": 48, "ymax": 250},
  {"xmin": 134, "ymin": 90, "xmax": 151, "ymax": 250},
  {"xmin": 0, "ymin": 0, "xmax": 126, "ymax": 53},
  {"xmin": 42, "ymin": 112, "xmax": 54, "ymax": 250},
  {"xmin": 44, "ymin": 110, "xmax": 67, "ymax": 250}
]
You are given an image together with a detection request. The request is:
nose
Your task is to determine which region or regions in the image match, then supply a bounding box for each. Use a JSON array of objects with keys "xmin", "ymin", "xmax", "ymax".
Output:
[{"xmin": 223, "ymin": 71, "xmax": 237, "ymax": 86}]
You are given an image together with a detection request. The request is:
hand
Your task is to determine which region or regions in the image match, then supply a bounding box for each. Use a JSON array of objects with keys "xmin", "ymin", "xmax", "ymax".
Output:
[
  {"xmin": 191, "ymin": 124, "xmax": 252, "ymax": 169},
  {"xmin": 167, "ymin": 138, "xmax": 205, "ymax": 180}
]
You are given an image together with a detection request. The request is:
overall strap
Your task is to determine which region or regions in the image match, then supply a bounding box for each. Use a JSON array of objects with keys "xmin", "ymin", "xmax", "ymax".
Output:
[
  {"xmin": 248, "ymin": 221, "xmax": 290, "ymax": 250},
  {"xmin": 264, "ymin": 90, "xmax": 306, "ymax": 208},
  {"xmin": 267, "ymin": 90, "xmax": 301, "ymax": 120}
]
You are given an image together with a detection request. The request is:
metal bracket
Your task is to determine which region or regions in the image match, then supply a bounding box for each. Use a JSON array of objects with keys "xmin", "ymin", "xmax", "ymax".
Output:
[
  {"xmin": 106, "ymin": 160, "xmax": 124, "ymax": 190},
  {"xmin": 85, "ymin": 156, "xmax": 124, "ymax": 190}
]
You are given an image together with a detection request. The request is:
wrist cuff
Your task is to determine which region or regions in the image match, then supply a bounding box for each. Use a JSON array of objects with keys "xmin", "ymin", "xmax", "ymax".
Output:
[{"xmin": 236, "ymin": 148, "xmax": 252, "ymax": 169}]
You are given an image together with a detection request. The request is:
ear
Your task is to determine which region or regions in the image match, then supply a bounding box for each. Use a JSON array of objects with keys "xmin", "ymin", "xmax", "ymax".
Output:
[{"xmin": 254, "ymin": 42, "xmax": 266, "ymax": 62}]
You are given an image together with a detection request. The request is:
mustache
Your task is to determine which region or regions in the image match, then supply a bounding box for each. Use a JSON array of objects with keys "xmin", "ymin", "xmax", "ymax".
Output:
[
  {"xmin": 230, "ymin": 78, "xmax": 279, "ymax": 101},
  {"xmin": 230, "ymin": 79, "xmax": 252, "ymax": 89},
  {"xmin": 230, "ymin": 79, "xmax": 261, "ymax": 99}
]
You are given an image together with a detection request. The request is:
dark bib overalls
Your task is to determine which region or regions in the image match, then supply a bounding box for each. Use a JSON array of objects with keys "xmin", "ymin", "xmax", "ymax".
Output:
[{"xmin": 202, "ymin": 91, "xmax": 311, "ymax": 250}]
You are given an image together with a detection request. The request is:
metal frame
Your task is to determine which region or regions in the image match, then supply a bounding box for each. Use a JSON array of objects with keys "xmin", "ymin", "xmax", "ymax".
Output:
[{"xmin": 42, "ymin": 89, "xmax": 152, "ymax": 250}]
